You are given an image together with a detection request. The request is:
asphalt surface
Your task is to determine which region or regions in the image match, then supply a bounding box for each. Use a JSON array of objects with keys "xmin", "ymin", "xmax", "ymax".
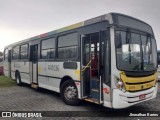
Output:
[{"xmin": 0, "ymin": 82, "xmax": 160, "ymax": 120}]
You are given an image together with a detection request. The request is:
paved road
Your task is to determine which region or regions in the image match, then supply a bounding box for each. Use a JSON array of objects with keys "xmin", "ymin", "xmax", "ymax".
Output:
[{"xmin": 0, "ymin": 83, "xmax": 160, "ymax": 120}]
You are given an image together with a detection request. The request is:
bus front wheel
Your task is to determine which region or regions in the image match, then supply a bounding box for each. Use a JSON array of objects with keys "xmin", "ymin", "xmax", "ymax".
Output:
[
  {"xmin": 16, "ymin": 72, "xmax": 22, "ymax": 86},
  {"xmin": 60, "ymin": 80, "xmax": 80, "ymax": 106}
]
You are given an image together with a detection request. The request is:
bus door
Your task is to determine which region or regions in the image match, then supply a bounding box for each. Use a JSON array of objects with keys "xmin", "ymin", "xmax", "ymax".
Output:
[
  {"xmin": 81, "ymin": 32, "xmax": 102, "ymax": 103},
  {"xmin": 30, "ymin": 45, "xmax": 38, "ymax": 84}
]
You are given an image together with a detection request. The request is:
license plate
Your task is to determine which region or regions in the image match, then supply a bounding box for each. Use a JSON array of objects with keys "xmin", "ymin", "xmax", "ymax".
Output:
[{"xmin": 139, "ymin": 94, "xmax": 146, "ymax": 99}]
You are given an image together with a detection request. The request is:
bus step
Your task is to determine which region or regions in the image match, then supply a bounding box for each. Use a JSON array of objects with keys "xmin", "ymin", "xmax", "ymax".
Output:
[
  {"xmin": 82, "ymin": 96, "xmax": 88, "ymax": 99},
  {"xmin": 91, "ymin": 89, "xmax": 99, "ymax": 99},
  {"xmin": 91, "ymin": 79, "xmax": 99, "ymax": 89},
  {"xmin": 91, "ymin": 88, "xmax": 99, "ymax": 92},
  {"xmin": 31, "ymin": 84, "xmax": 39, "ymax": 89},
  {"xmin": 84, "ymin": 98, "xmax": 100, "ymax": 104}
]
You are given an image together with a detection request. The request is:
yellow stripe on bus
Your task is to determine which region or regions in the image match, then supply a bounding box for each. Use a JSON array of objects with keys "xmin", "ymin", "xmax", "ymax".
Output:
[
  {"xmin": 38, "ymin": 67, "xmax": 42, "ymax": 74},
  {"xmin": 120, "ymin": 71, "xmax": 157, "ymax": 91},
  {"xmin": 56, "ymin": 22, "xmax": 84, "ymax": 33},
  {"xmin": 75, "ymin": 70, "xmax": 80, "ymax": 80}
]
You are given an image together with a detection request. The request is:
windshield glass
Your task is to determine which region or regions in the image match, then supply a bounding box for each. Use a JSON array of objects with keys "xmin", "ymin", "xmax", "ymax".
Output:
[
  {"xmin": 115, "ymin": 31, "xmax": 157, "ymax": 71},
  {"xmin": 117, "ymin": 15, "xmax": 153, "ymax": 35}
]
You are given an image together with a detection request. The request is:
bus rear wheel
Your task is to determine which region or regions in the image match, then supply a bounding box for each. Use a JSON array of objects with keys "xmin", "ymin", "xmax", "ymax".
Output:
[
  {"xmin": 16, "ymin": 73, "xmax": 22, "ymax": 86},
  {"xmin": 60, "ymin": 80, "xmax": 80, "ymax": 106}
]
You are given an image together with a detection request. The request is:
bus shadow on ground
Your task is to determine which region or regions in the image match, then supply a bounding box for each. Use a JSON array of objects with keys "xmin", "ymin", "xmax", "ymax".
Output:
[{"xmin": 21, "ymin": 83, "xmax": 60, "ymax": 97}]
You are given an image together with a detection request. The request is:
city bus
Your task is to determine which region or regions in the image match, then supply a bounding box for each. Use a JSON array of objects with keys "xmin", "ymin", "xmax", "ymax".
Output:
[
  {"xmin": 158, "ymin": 50, "xmax": 160, "ymax": 80},
  {"xmin": 3, "ymin": 13, "xmax": 158, "ymax": 108}
]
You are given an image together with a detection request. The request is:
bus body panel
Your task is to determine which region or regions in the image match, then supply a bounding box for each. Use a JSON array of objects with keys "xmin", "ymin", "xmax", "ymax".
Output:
[
  {"xmin": 103, "ymin": 83, "xmax": 112, "ymax": 108},
  {"xmin": 38, "ymin": 61, "xmax": 81, "ymax": 96},
  {"xmin": 38, "ymin": 62, "xmax": 80, "ymax": 81},
  {"xmin": 11, "ymin": 61, "xmax": 30, "ymax": 84},
  {"xmin": 120, "ymin": 72, "xmax": 157, "ymax": 91},
  {"xmin": 112, "ymin": 83, "xmax": 158, "ymax": 108},
  {"xmin": 38, "ymin": 76, "xmax": 60, "ymax": 92},
  {"xmin": 3, "ymin": 61, "xmax": 10, "ymax": 77}
]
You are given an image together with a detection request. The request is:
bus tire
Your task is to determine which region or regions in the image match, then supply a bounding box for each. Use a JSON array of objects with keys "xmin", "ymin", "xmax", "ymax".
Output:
[
  {"xmin": 16, "ymin": 72, "xmax": 22, "ymax": 86},
  {"xmin": 60, "ymin": 80, "xmax": 80, "ymax": 106}
]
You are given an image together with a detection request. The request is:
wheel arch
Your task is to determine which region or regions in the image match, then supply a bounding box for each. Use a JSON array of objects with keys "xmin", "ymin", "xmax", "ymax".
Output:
[{"xmin": 60, "ymin": 75, "xmax": 75, "ymax": 89}]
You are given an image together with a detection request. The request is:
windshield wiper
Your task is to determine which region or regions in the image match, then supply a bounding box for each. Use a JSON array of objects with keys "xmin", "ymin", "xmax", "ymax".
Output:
[
  {"xmin": 126, "ymin": 30, "xmax": 131, "ymax": 64},
  {"xmin": 147, "ymin": 35, "xmax": 151, "ymax": 64}
]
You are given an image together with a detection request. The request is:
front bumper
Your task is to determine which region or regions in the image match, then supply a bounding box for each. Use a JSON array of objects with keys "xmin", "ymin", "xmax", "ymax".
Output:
[{"xmin": 112, "ymin": 83, "xmax": 158, "ymax": 109}]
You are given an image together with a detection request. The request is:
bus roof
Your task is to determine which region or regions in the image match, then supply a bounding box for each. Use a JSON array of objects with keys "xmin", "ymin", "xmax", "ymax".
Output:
[{"xmin": 4, "ymin": 13, "xmax": 153, "ymax": 49}]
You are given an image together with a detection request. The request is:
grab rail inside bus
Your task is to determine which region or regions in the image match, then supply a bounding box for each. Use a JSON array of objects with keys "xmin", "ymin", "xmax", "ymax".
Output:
[{"xmin": 82, "ymin": 60, "xmax": 91, "ymax": 72}]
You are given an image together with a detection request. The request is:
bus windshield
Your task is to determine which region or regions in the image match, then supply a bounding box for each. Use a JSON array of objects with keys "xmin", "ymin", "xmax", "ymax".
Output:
[
  {"xmin": 117, "ymin": 15, "xmax": 153, "ymax": 35},
  {"xmin": 115, "ymin": 31, "xmax": 157, "ymax": 71}
]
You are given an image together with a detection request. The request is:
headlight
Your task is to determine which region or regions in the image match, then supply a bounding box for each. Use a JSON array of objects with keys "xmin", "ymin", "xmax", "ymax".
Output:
[{"xmin": 114, "ymin": 76, "xmax": 126, "ymax": 92}]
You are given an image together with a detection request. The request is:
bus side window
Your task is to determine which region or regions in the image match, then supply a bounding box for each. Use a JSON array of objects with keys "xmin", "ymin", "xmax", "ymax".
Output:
[
  {"xmin": 58, "ymin": 33, "xmax": 78, "ymax": 60},
  {"xmin": 20, "ymin": 44, "xmax": 28, "ymax": 59},
  {"xmin": 41, "ymin": 38, "xmax": 55, "ymax": 59},
  {"xmin": 12, "ymin": 46, "xmax": 20, "ymax": 60}
]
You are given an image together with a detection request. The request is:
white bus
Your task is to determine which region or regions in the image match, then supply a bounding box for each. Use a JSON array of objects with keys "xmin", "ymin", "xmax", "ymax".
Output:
[
  {"xmin": 158, "ymin": 50, "xmax": 160, "ymax": 80},
  {"xmin": 3, "ymin": 13, "xmax": 158, "ymax": 109}
]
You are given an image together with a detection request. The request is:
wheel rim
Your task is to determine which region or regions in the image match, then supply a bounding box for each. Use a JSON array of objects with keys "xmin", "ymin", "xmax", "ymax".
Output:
[{"xmin": 64, "ymin": 85, "xmax": 77, "ymax": 101}]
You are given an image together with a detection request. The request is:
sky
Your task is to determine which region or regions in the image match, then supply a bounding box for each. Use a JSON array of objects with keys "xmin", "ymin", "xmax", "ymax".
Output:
[{"xmin": 0, "ymin": 0, "xmax": 160, "ymax": 52}]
